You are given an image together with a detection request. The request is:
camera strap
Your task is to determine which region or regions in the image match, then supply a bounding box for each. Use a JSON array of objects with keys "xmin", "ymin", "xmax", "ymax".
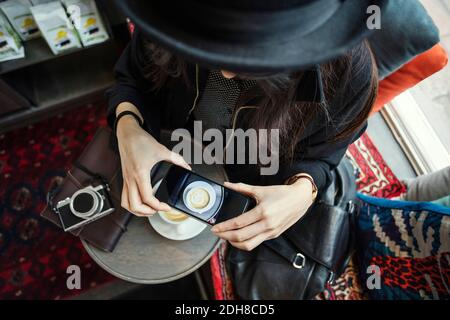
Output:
[{"xmin": 73, "ymin": 160, "xmax": 109, "ymax": 187}]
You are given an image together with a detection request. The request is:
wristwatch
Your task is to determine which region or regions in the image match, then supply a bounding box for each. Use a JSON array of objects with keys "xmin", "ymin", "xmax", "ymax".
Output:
[{"xmin": 286, "ymin": 173, "xmax": 318, "ymax": 201}]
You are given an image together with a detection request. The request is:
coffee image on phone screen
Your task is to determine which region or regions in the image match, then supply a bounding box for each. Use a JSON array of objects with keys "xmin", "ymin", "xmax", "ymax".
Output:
[{"xmin": 155, "ymin": 164, "xmax": 256, "ymax": 225}]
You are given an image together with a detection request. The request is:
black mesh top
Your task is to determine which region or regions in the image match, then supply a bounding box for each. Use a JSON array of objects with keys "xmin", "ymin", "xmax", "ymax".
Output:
[{"xmin": 193, "ymin": 70, "xmax": 256, "ymax": 133}]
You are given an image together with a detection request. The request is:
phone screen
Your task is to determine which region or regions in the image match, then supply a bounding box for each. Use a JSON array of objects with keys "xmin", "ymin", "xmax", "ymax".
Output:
[{"xmin": 155, "ymin": 165, "xmax": 256, "ymax": 225}]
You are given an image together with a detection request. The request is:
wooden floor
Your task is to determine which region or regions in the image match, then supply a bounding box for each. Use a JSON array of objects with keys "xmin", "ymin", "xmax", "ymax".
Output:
[{"xmin": 410, "ymin": 0, "xmax": 450, "ymax": 153}]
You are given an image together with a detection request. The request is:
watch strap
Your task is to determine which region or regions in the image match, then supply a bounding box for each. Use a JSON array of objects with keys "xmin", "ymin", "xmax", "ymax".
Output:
[
  {"xmin": 114, "ymin": 111, "xmax": 144, "ymax": 136},
  {"xmin": 286, "ymin": 173, "xmax": 318, "ymax": 200}
]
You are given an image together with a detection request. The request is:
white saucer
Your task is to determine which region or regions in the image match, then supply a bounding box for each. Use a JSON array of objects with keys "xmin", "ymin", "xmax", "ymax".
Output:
[
  {"xmin": 148, "ymin": 213, "xmax": 207, "ymax": 241},
  {"xmin": 149, "ymin": 179, "xmax": 208, "ymax": 241}
]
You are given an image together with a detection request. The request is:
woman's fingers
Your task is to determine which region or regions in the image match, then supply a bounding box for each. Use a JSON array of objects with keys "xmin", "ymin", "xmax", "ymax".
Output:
[
  {"xmin": 211, "ymin": 183, "xmax": 261, "ymax": 233},
  {"xmin": 136, "ymin": 172, "xmax": 171, "ymax": 212},
  {"xmin": 166, "ymin": 151, "xmax": 192, "ymax": 171},
  {"xmin": 121, "ymin": 179, "xmax": 130, "ymax": 211},
  {"xmin": 214, "ymin": 219, "xmax": 268, "ymax": 243},
  {"xmin": 128, "ymin": 180, "xmax": 156, "ymax": 216},
  {"xmin": 229, "ymin": 230, "xmax": 273, "ymax": 251},
  {"xmin": 229, "ymin": 214, "xmax": 299, "ymax": 251},
  {"xmin": 224, "ymin": 182, "xmax": 258, "ymax": 198},
  {"xmin": 121, "ymin": 179, "xmax": 147, "ymax": 217},
  {"xmin": 211, "ymin": 206, "xmax": 262, "ymax": 233}
]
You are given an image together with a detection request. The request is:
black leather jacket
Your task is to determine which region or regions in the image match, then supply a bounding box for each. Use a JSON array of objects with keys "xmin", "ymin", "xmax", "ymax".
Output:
[{"xmin": 106, "ymin": 28, "xmax": 373, "ymax": 192}]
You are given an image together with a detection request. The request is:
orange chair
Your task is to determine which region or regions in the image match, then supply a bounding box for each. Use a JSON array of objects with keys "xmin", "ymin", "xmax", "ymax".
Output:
[{"xmin": 372, "ymin": 44, "xmax": 449, "ymax": 114}]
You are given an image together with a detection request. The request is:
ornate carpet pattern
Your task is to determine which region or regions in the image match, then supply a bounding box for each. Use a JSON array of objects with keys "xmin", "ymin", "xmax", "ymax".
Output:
[
  {"xmin": 0, "ymin": 103, "xmax": 114, "ymax": 299},
  {"xmin": 347, "ymin": 134, "xmax": 406, "ymax": 198}
]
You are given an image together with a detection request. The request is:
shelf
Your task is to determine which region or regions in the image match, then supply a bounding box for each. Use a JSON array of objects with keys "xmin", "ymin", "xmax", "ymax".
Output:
[
  {"xmin": 32, "ymin": 42, "xmax": 117, "ymax": 107},
  {"xmin": 0, "ymin": 2, "xmax": 126, "ymax": 132},
  {"xmin": 0, "ymin": 0, "xmax": 116, "ymax": 76},
  {"xmin": 0, "ymin": 38, "xmax": 115, "ymax": 75},
  {"xmin": 0, "ymin": 40, "xmax": 118, "ymax": 133},
  {"xmin": 0, "ymin": 89, "xmax": 108, "ymax": 133}
]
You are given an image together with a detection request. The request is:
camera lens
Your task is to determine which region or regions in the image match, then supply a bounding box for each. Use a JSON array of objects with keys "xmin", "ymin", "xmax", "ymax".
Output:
[
  {"xmin": 73, "ymin": 193, "xmax": 94, "ymax": 214},
  {"xmin": 70, "ymin": 188, "xmax": 103, "ymax": 219}
]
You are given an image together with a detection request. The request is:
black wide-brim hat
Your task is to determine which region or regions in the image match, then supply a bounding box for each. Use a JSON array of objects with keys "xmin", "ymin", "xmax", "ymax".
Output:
[{"xmin": 114, "ymin": 0, "xmax": 385, "ymax": 73}]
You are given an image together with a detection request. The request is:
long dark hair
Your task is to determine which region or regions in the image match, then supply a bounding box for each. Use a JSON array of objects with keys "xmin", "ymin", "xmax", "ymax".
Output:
[{"xmin": 142, "ymin": 40, "xmax": 378, "ymax": 162}]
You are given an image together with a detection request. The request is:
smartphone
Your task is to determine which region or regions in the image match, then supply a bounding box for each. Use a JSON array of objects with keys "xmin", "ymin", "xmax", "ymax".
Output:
[{"xmin": 154, "ymin": 164, "xmax": 256, "ymax": 225}]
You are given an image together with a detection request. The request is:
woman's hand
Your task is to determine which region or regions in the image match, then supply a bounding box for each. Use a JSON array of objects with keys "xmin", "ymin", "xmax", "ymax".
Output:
[
  {"xmin": 211, "ymin": 179, "xmax": 315, "ymax": 251},
  {"xmin": 116, "ymin": 110, "xmax": 191, "ymax": 217}
]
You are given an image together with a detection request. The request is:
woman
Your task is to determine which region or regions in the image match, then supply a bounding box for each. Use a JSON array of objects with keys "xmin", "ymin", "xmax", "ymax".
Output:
[{"xmin": 107, "ymin": 0, "xmax": 382, "ymax": 251}]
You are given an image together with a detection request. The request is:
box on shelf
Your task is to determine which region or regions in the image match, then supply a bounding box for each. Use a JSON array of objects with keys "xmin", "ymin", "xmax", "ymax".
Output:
[
  {"xmin": 0, "ymin": 11, "xmax": 25, "ymax": 62},
  {"xmin": 62, "ymin": 0, "xmax": 109, "ymax": 47},
  {"xmin": 30, "ymin": 1, "xmax": 82, "ymax": 55},
  {"xmin": 0, "ymin": 0, "xmax": 41, "ymax": 41},
  {"xmin": 29, "ymin": 0, "xmax": 54, "ymax": 5}
]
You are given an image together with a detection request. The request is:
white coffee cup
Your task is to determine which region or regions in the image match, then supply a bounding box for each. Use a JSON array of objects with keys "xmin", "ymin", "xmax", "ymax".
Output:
[
  {"xmin": 153, "ymin": 179, "xmax": 191, "ymax": 234},
  {"xmin": 158, "ymin": 208, "xmax": 188, "ymax": 224},
  {"xmin": 158, "ymin": 208, "xmax": 191, "ymax": 234}
]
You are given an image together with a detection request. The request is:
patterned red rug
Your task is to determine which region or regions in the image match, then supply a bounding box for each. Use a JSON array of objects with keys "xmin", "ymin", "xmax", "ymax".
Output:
[
  {"xmin": 210, "ymin": 131, "xmax": 407, "ymax": 300},
  {"xmin": 347, "ymin": 134, "xmax": 406, "ymax": 199},
  {"xmin": 0, "ymin": 103, "xmax": 114, "ymax": 300}
]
